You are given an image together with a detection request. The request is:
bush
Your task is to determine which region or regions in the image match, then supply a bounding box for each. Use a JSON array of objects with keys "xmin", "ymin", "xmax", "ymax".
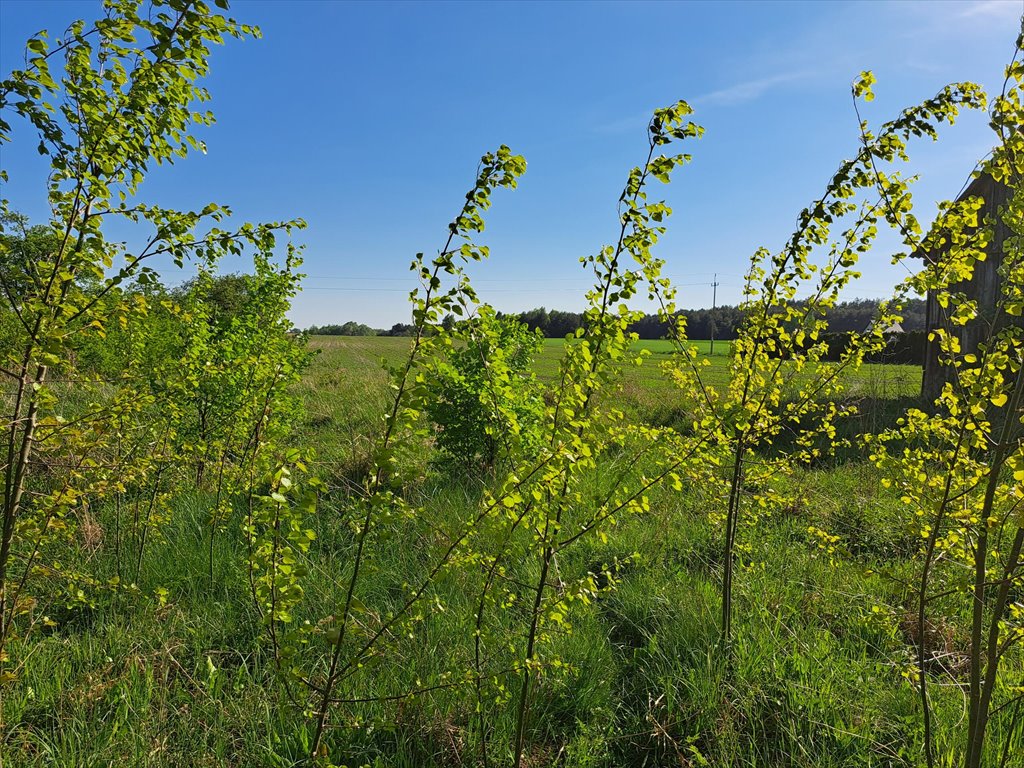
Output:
[{"xmin": 425, "ymin": 312, "xmax": 544, "ymax": 472}]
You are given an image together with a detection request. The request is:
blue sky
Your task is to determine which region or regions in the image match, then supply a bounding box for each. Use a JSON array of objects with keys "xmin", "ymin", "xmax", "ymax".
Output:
[{"xmin": 1, "ymin": 0, "xmax": 1021, "ymax": 328}]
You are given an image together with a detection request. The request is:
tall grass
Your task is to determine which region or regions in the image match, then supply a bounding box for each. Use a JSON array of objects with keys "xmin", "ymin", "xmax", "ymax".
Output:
[{"xmin": 5, "ymin": 335, "xmax": 995, "ymax": 767}]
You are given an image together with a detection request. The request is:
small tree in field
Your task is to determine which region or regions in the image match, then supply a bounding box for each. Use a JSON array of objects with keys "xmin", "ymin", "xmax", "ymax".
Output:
[
  {"xmin": 0, "ymin": 0, "xmax": 304, "ymax": 676},
  {"xmin": 302, "ymin": 106, "xmax": 710, "ymax": 765},
  {"xmin": 425, "ymin": 309, "xmax": 544, "ymax": 473},
  {"xmin": 660, "ymin": 73, "xmax": 985, "ymax": 654}
]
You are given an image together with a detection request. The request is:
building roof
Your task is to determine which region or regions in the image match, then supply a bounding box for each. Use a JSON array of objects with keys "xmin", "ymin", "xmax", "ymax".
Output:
[{"xmin": 865, "ymin": 320, "xmax": 904, "ymax": 334}]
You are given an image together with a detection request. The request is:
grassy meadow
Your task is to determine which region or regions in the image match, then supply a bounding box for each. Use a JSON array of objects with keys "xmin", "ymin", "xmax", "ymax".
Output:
[
  {"xmin": 6, "ymin": 333, "xmax": 1006, "ymax": 768},
  {"xmin": 301, "ymin": 336, "xmax": 922, "ymax": 465},
  {"xmin": 6, "ymin": 4, "xmax": 1023, "ymax": 765}
]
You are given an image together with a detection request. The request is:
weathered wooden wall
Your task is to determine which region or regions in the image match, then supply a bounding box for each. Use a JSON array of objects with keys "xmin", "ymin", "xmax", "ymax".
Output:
[{"xmin": 922, "ymin": 174, "xmax": 1015, "ymax": 401}]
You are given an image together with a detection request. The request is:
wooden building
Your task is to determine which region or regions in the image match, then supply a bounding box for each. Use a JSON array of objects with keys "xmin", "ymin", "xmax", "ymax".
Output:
[{"xmin": 920, "ymin": 173, "xmax": 1015, "ymax": 401}]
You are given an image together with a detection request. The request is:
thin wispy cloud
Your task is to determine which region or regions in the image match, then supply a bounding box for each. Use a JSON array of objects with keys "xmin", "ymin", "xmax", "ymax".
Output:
[
  {"xmin": 887, "ymin": 0, "xmax": 1020, "ymax": 72},
  {"xmin": 694, "ymin": 71, "xmax": 814, "ymax": 108},
  {"xmin": 593, "ymin": 69, "xmax": 816, "ymax": 134},
  {"xmin": 592, "ymin": 108, "xmax": 656, "ymax": 135},
  {"xmin": 902, "ymin": 57, "xmax": 945, "ymax": 75},
  {"xmin": 957, "ymin": 0, "xmax": 1022, "ymax": 19}
]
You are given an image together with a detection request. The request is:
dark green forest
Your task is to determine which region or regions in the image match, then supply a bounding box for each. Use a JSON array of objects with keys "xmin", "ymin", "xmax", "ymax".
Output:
[{"xmin": 308, "ymin": 297, "xmax": 928, "ymax": 339}]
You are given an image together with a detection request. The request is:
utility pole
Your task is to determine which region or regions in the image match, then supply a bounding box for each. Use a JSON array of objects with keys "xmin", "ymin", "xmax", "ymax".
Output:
[{"xmin": 710, "ymin": 273, "xmax": 719, "ymax": 356}]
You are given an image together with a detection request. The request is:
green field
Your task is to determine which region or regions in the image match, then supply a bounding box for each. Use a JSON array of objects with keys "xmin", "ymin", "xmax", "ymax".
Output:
[
  {"xmin": 301, "ymin": 336, "xmax": 922, "ymax": 462},
  {"xmin": 4, "ymin": 3, "xmax": 1022, "ymax": 765},
  {"xmin": 4, "ymin": 335, "xmax": 1015, "ymax": 768}
]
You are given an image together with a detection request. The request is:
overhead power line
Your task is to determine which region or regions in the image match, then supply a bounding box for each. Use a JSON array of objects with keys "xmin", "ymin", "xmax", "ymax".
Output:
[
  {"xmin": 301, "ymin": 272, "xmax": 746, "ymax": 283},
  {"xmin": 301, "ymin": 281, "xmax": 740, "ymax": 294}
]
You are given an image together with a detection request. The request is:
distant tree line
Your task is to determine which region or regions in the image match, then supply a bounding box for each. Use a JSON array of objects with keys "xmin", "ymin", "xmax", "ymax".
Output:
[
  {"xmin": 305, "ymin": 321, "xmax": 418, "ymax": 337},
  {"xmin": 506, "ymin": 298, "xmax": 926, "ymax": 340},
  {"xmin": 306, "ymin": 298, "xmax": 927, "ymax": 339},
  {"xmin": 306, "ymin": 321, "xmax": 379, "ymax": 336}
]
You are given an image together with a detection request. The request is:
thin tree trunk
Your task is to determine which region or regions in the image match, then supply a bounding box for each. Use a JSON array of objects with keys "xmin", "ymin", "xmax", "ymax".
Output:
[
  {"xmin": 720, "ymin": 439, "xmax": 744, "ymax": 652},
  {"xmin": 0, "ymin": 362, "xmax": 47, "ymax": 646},
  {"xmin": 513, "ymin": 510, "xmax": 557, "ymax": 767}
]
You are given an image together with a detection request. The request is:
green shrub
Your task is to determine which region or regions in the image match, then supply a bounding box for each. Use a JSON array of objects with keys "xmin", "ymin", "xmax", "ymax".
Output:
[{"xmin": 425, "ymin": 310, "xmax": 544, "ymax": 472}]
